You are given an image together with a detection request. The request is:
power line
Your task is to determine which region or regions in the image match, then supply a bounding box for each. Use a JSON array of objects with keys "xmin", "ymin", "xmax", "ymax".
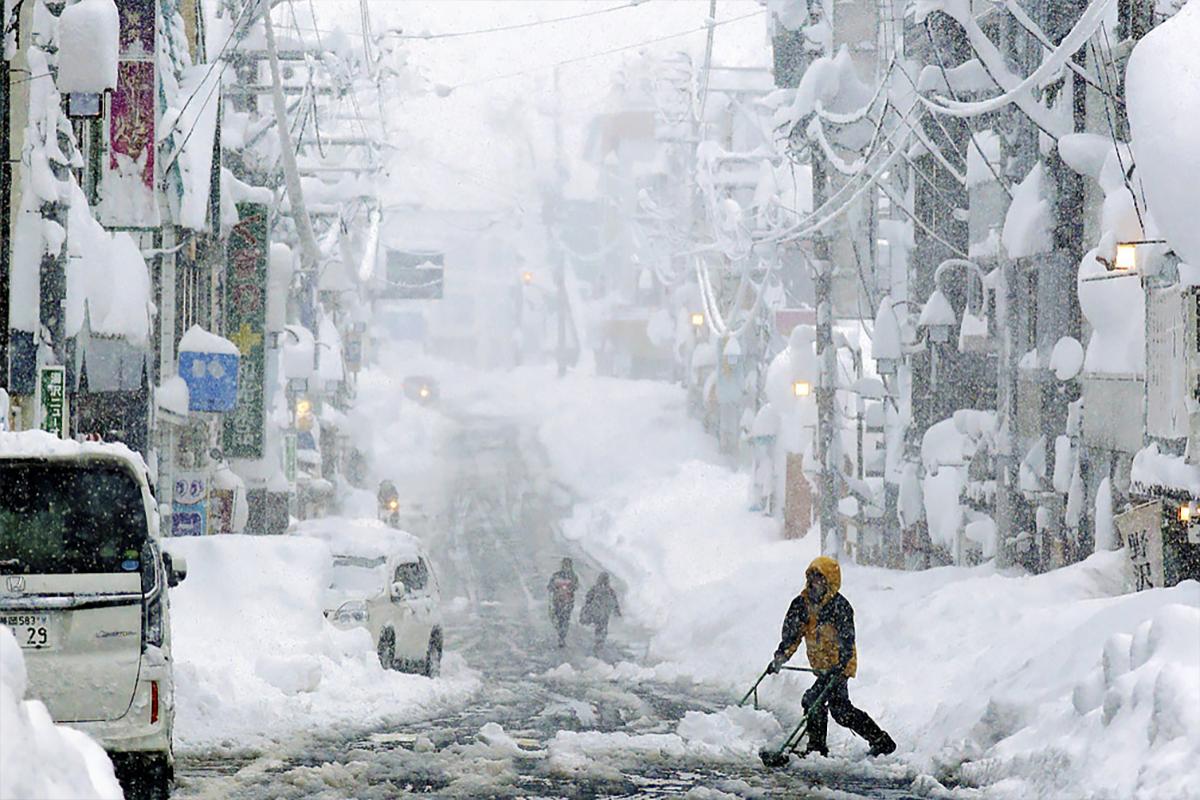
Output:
[
  {"xmin": 387, "ymin": 1, "xmax": 646, "ymax": 41},
  {"xmin": 443, "ymin": 8, "xmax": 768, "ymax": 93}
]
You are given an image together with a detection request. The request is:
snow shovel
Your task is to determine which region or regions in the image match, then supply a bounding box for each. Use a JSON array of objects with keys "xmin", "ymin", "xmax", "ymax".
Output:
[
  {"xmin": 739, "ymin": 665, "xmax": 818, "ymax": 710},
  {"xmin": 759, "ymin": 671, "xmax": 838, "ymax": 769}
]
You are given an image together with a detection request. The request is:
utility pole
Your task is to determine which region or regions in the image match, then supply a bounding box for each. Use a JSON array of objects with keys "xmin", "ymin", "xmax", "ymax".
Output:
[
  {"xmin": 811, "ymin": 153, "xmax": 843, "ymax": 557},
  {"xmin": 38, "ymin": 0, "xmax": 68, "ymax": 369},
  {"xmin": 552, "ymin": 66, "xmax": 567, "ymax": 377}
]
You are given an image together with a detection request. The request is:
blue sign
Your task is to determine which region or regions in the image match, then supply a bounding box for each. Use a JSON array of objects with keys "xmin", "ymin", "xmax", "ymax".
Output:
[{"xmin": 179, "ymin": 351, "xmax": 239, "ymax": 412}]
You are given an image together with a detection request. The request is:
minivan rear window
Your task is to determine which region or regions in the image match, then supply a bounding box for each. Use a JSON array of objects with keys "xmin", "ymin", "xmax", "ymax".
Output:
[{"xmin": 0, "ymin": 461, "xmax": 148, "ymax": 575}]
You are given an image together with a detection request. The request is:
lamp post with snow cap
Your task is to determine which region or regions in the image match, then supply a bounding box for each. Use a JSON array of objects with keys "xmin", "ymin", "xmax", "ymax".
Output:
[{"xmin": 918, "ymin": 289, "xmax": 956, "ymax": 390}]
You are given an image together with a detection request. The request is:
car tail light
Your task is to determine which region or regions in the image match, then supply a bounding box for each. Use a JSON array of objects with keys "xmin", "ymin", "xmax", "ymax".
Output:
[{"xmin": 150, "ymin": 681, "xmax": 159, "ymax": 724}]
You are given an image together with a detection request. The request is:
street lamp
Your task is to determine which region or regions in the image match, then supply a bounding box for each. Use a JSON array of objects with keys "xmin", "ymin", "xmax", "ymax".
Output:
[
  {"xmin": 690, "ymin": 312, "xmax": 705, "ymax": 328},
  {"xmin": 522, "ymin": 270, "xmax": 534, "ymax": 285},
  {"xmin": 792, "ymin": 379, "xmax": 812, "ymax": 398},
  {"xmin": 918, "ymin": 290, "xmax": 955, "ymax": 344},
  {"xmin": 1115, "ymin": 242, "xmax": 1137, "ymax": 271}
]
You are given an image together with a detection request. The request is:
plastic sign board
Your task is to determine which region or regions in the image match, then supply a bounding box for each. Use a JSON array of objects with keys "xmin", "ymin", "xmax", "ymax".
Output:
[
  {"xmin": 1115, "ymin": 500, "xmax": 1165, "ymax": 591},
  {"xmin": 222, "ymin": 203, "xmax": 269, "ymax": 457},
  {"xmin": 35, "ymin": 366, "xmax": 68, "ymax": 439},
  {"xmin": 172, "ymin": 473, "xmax": 207, "ymax": 537},
  {"xmin": 179, "ymin": 350, "xmax": 239, "ymax": 412}
]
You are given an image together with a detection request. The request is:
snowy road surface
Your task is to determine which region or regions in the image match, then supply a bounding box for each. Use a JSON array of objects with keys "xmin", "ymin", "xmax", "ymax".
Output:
[{"xmin": 174, "ymin": 416, "xmax": 920, "ymax": 799}]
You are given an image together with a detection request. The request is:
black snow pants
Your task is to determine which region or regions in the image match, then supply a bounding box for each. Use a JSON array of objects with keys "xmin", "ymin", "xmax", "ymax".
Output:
[
  {"xmin": 552, "ymin": 601, "xmax": 573, "ymax": 646},
  {"xmin": 801, "ymin": 675, "xmax": 887, "ymax": 750}
]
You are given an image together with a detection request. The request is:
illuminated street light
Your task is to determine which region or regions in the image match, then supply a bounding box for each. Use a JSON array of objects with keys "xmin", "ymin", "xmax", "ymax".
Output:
[
  {"xmin": 690, "ymin": 312, "xmax": 705, "ymax": 328},
  {"xmin": 792, "ymin": 380, "xmax": 812, "ymax": 398},
  {"xmin": 295, "ymin": 397, "xmax": 312, "ymax": 417},
  {"xmin": 1115, "ymin": 242, "xmax": 1137, "ymax": 271},
  {"xmin": 522, "ymin": 270, "xmax": 534, "ymax": 285},
  {"xmin": 419, "ymin": 385, "xmax": 431, "ymax": 400}
]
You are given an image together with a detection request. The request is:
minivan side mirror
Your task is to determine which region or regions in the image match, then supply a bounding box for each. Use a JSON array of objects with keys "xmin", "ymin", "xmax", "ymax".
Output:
[{"xmin": 165, "ymin": 553, "xmax": 188, "ymax": 587}]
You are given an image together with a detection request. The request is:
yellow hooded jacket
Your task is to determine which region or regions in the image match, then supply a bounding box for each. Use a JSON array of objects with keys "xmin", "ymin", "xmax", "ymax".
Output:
[{"xmin": 773, "ymin": 556, "xmax": 858, "ymax": 678}]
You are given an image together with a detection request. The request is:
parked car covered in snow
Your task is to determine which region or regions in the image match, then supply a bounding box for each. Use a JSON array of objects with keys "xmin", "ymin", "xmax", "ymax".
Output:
[
  {"xmin": 307, "ymin": 521, "xmax": 444, "ymax": 676},
  {"xmin": 0, "ymin": 431, "xmax": 186, "ymax": 800}
]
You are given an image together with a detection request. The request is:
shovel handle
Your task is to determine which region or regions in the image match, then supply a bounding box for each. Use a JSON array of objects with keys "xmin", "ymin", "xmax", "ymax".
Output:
[{"xmin": 738, "ymin": 666, "xmax": 772, "ymax": 707}]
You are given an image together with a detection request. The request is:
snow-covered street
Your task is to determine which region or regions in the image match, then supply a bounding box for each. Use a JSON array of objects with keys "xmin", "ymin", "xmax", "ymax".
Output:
[{"xmin": 168, "ymin": 400, "xmax": 923, "ymax": 799}]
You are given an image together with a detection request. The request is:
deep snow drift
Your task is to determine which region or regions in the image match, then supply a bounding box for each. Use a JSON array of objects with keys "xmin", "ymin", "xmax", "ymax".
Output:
[
  {"xmin": 442, "ymin": 364, "xmax": 1200, "ymax": 799},
  {"xmin": 0, "ymin": 626, "xmax": 124, "ymax": 799},
  {"xmin": 165, "ymin": 523, "xmax": 479, "ymax": 753}
]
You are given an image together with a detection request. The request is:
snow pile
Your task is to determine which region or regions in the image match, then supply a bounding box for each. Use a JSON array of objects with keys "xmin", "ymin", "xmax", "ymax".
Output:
[
  {"xmin": 475, "ymin": 368, "xmax": 1200, "ymax": 797},
  {"xmin": 165, "ymin": 533, "xmax": 479, "ymax": 752},
  {"xmin": 56, "ymin": 0, "xmax": 119, "ymax": 94},
  {"xmin": 1002, "ymin": 163, "xmax": 1053, "ymax": 259},
  {"xmin": 0, "ymin": 627, "xmax": 123, "ymax": 799},
  {"xmin": 1127, "ymin": 2, "xmax": 1200, "ymax": 269},
  {"xmin": 178, "ymin": 325, "xmax": 239, "ymax": 355},
  {"xmin": 548, "ymin": 706, "xmax": 780, "ymax": 772}
]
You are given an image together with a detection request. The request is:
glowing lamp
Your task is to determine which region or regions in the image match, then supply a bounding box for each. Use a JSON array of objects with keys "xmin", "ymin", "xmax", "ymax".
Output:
[
  {"xmin": 792, "ymin": 380, "xmax": 812, "ymax": 398},
  {"xmin": 522, "ymin": 271, "xmax": 534, "ymax": 285},
  {"xmin": 1179, "ymin": 503, "xmax": 1194, "ymax": 523},
  {"xmin": 295, "ymin": 397, "xmax": 312, "ymax": 417},
  {"xmin": 1115, "ymin": 242, "xmax": 1137, "ymax": 271},
  {"xmin": 690, "ymin": 312, "xmax": 705, "ymax": 328},
  {"xmin": 419, "ymin": 386, "xmax": 431, "ymax": 399},
  {"xmin": 388, "ymin": 499, "xmax": 399, "ymax": 511}
]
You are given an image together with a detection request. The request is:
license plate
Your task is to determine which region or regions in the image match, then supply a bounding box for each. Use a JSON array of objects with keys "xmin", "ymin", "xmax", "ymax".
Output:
[{"xmin": 1, "ymin": 614, "xmax": 54, "ymax": 650}]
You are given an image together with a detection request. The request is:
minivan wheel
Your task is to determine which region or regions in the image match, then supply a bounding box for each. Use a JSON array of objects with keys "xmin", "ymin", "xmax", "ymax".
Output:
[
  {"xmin": 423, "ymin": 630, "xmax": 443, "ymax": 678},
  {"xmin": 377, "ymin": 627, "xmax": 396, "ymax": 671},
  {"xmin": 115, "ymin": 753, "xmax": 171, "ymax": 800}
]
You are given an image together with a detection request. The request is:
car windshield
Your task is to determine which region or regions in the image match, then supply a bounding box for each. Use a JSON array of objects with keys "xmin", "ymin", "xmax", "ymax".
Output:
[
  {"xmin": 329, "ymin": 555, "xmax": 387, "ymax": 596},
  {"xmin": 394, "ymin": 559, "xmax": 428, "ymax": 592},
  {"xmin": 0, "ymin": 460, "xmax": 148, "ymax": 575}
]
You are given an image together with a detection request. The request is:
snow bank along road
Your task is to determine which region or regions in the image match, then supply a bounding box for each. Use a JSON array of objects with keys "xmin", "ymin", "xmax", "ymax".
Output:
[{"xmin": 173, "ymin": 415, "xmax": 920, "ymax": 798}]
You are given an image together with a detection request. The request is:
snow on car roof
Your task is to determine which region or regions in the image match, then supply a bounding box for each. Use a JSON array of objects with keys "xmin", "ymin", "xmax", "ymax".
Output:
[
  {"xmin": 291, "ymin": 517, "xmax": 425, "ymax": 562},
  {"xmin": 0, "ymin": 429, "xmax": 151, "ymax": 480}
]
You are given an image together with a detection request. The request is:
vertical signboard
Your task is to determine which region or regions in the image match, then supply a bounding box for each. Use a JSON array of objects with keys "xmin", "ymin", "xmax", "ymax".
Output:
[
  {"xmin": 172, "ymin": 473, "xmax": 207, "ymax": 537},
  {"xmin": 35, "ymin": 366, "xmax": 68, "ymax": 439},
  {"xmin": 100, "ymin": 0, "xmax": 157, "ymax": 226},
  {"xmin": 284, "ymin": 433, "xmax": 298, "ymax": 483},
  {"xmin": 222, "ymin": 203, "xmax": 269, "ymax": 458},
  {"xmin": 1115, "ymin": 500, "xmax": 1166, "ymax": 591}
]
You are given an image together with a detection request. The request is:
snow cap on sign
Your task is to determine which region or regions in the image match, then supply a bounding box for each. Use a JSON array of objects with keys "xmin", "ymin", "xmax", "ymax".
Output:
[
  {"xmin": 179, "ymin": 325, "xmax": 239, "ymax": 356},
  {"xmin": 56, "ymin": 0, "xmax": 119, "ymax": 94},
  {"xmin": 1127, "ymin": 2, "xmax": 1200, "ymax": 268}
]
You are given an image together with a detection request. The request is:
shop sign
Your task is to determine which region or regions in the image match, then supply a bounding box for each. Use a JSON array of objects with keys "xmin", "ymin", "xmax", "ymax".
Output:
[
  {"xmin": 1115, "ymin": 500, "xmax": 1165, "ymax": 591},
  {"xmin": 284, "ymin": 432, "xmax": 298, "ymax": 483},
  {"xmin": 179, "ymin": 350, "xmax": 239, "ymax": 412},
  {"xmin": 222, "ymin": 203, "xmax": 269, "ymax": 458},
  {"xmin": 35, "ymin": 366, "xmax": 68, "ymax": 439},
  {"xmin": 172, "ymin": 472, "xmax": 207, "ymax": 537}
]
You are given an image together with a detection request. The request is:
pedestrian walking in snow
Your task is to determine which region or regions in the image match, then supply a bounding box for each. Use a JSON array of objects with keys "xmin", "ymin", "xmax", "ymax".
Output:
[
  {"xmin": 547, "ymin": 558, "xmax": 579, "ymax": 648},
  {"xmin": 767, "ymin": 556, "xmax": 896, "ymax": 758},
  {"xmin": 580, "ymin": 572, "xmax": 621, "ymax": 653}
]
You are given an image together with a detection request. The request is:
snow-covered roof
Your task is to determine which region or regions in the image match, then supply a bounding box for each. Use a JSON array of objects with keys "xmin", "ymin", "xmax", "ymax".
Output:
[
  {"xmin": 1131, "ymin": 444, "xmax": 1200, "ymax": 497},
  {"xmin": 0, "ymin": 430, "xmax": 150, "ymax": 479},
  {"xmin": 291, "ymin": 518, "xmax": 425, "ymax": 563}
]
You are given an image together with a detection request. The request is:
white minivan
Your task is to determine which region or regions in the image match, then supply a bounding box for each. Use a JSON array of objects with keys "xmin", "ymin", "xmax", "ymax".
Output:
[
  {"xmin": 314, "ymin": 523, "xmax": 444, "ymax": 677},
  {"xmin": 0, "ymin": 432, "xmax": 186, "ymax": 800}
]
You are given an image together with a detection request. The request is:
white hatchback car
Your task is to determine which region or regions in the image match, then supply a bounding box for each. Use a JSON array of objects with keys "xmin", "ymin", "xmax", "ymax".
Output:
[
  {"xmin": 0, "ymin": 432, "xmax": 186, "ymax": 800},
  {"xmin": 320, "ymin": 527, "xmax": 444, "ymax": 677}
]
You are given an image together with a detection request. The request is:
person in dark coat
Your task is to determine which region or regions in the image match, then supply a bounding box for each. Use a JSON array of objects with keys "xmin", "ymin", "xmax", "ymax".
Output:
[
  {"xmin": 767, "ymin": 556, "xmax": 895, "ymax": 757},
  {"xmin": 547, "ymin": 558, "xmax": 579, "ymax": 647},
  {"xmin": 580, "ymin": 572, "xmax": 621, "ymax": 653}
]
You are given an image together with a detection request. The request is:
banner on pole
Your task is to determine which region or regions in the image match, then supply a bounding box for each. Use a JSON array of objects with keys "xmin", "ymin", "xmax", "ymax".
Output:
[{"xmin": 222, "ymin": 203, "xmax": 269, "ymax": 458}]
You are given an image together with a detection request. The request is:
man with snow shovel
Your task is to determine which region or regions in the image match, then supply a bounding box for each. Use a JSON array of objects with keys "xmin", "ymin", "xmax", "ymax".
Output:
[{"xmin": 766, "ymin": 556, "xmax": 896, "ymax": 758}]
